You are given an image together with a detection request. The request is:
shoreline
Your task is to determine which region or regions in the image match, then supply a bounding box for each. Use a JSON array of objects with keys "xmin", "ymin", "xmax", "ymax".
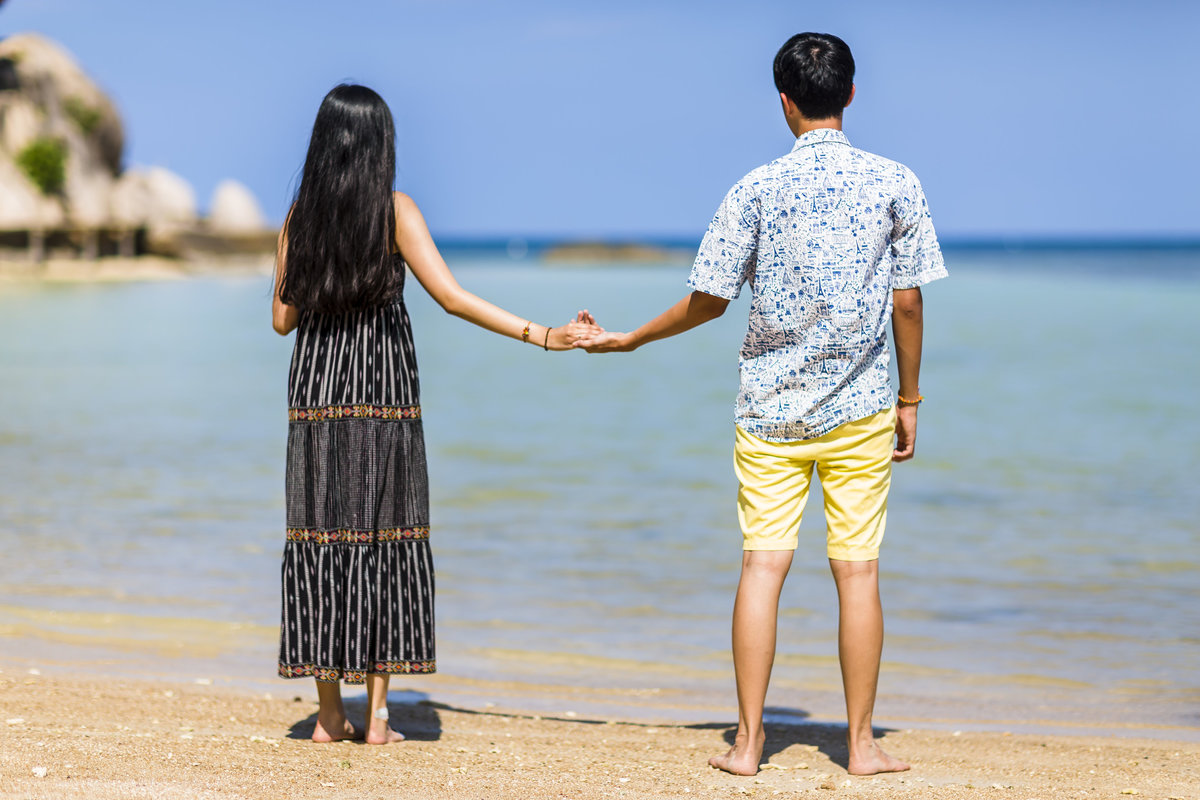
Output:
[
  {"xmin": 0, "ymin": 255, "xmax": 273, "ymax": 282},
  {"xmin": 2, "ymin": 603, "xmax": 1196, "ymax": 746},
  {"xmin": 2, "ymin": 670, "xmax": 1197, "ymax": 799}
]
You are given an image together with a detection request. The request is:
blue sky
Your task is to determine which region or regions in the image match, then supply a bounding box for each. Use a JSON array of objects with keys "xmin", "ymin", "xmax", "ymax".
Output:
[{"xmin": 3, "ymin": 0, "xmax": 1198, "ymax": 239}]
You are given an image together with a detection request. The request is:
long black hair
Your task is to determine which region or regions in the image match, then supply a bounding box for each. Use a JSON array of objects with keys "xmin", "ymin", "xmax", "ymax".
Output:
[{"xmin": 279, "ymin": 84, "xmax": 401, "ymax": 313}]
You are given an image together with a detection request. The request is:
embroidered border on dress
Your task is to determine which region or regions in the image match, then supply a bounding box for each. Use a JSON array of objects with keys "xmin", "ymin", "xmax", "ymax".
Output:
[
  {"xmin": 288, "ymin": 404, "xmax": 422, "ymax": 422},
  {"xmin": 278, "ymin": 660, "xmax": 436, "ymax": 683},
  {"xmin": 286, "ymin": 527, "xmax": 431, "ymax": 544}
]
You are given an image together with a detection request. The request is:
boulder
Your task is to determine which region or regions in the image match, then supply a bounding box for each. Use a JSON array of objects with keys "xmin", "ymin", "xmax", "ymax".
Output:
[
  {"xmin": 0, "ymin": 33, "xmax": 128, "ymax": 230},
  {"xmin": 0, "ymin": 156, "xmax": 63, "ymax": 228},
  {"xmin": 111, "ymin": 166, "xmax": 197, "ymax": 229},
  {"xmin": 0, "ymin": 33, "xmax": 123, "ymax": 173},
  {"xmin": 208, "ymin": 179, "xmax": 266, "ymax": 233},
  {"xmin": 65, "ymin": 160, "xmax": 114, "ymax": 227},
  {"xmin": 0, "ymin": 95, "xmax": 42, "ymax": 154},
  {"xmin": 144, "ymin": 167, "xmax": 198, "ymax": 226},
  {"xmin": 109, "ymin": 170, "xmax": 150, "ymax": 228}
]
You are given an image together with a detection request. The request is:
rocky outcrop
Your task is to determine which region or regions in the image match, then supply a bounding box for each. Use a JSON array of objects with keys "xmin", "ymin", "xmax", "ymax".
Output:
[
  {"xmin": 0, "ymin": 33, "xmax": 130, "ymax": 229},
  {"xmin": 0, "ymin": 33, "xmax": 271, "ymax": 258}
]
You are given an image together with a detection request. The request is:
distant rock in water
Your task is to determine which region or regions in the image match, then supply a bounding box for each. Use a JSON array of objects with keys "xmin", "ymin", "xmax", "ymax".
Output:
[
  {"xmin": 541, "ymin": 241, "xmax": 691, "ymax": 264},
  {"xmin": 209, "ymin": 179, "xmax": 266, "ymax": 234}
]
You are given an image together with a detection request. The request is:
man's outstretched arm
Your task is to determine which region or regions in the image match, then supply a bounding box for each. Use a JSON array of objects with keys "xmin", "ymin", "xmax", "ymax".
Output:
[
  {"xmin": 891, "ymin": 287, "xmax": 923, "ymax": 462},
  {"xmin": 575, "ymin": 291, "xmax": 729, "ymax": 353}
]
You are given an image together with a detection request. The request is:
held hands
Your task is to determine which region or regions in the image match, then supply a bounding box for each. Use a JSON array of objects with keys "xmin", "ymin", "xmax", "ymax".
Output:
[
  {"xmin": 568, "ymin": 312, "xmax": 635, "ymax": 353},
  {"xmin": 544, "ymin": 310, "xmax": 605, "ymax": 351},
  {"xmin": 573, "ymin": 330, "xmax": 634, "ymax": 353},
  {"xmin": 543, "ymin": 309, "xmax": 634, "ymax": 352}
]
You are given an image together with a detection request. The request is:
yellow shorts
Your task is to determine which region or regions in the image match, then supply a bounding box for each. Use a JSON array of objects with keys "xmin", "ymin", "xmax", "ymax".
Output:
[{"xmin": 735, "ymin": 407, "xmax": 896, "ymax": 561}]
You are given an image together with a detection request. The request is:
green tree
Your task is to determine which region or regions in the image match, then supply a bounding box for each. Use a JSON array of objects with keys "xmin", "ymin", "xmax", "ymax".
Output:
[{"xmin": 16, "ymin": 137, "xmax": 67, "ymax": 196}]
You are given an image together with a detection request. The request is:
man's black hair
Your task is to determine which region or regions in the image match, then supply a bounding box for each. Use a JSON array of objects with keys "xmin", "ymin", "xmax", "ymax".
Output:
[{"xmin": 773, "ymin": 33, "xmax": 855, "ymax": 120}]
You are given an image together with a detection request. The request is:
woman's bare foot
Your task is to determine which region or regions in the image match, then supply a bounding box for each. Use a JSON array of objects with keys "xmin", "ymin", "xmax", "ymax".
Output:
[
  {"xmin": 847, "ymin": 739, "xmax": 909, "ymax": 775},
  {"xmin": 365, "ymin": 716, "xmax": 405, "ymax": 745},
  {"xmin": 708, "ymin": 731, "xmax": 765, "ymax": 776},
  {"xmin": 311, "ymin": 715, "xmax": 357, "ymax": 743},
  {"xmin": 363, "ymin": 674, "xmax": 403, "ymax": 744}
]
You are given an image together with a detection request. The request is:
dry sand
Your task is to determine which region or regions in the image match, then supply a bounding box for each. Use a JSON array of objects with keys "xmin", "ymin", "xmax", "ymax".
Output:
[{"xmin": 1, "ymin": 671, "xmax": 1197, "ymax": 800}]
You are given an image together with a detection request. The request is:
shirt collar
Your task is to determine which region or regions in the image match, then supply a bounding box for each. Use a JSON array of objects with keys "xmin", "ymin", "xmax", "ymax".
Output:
[{"xmin": 790, "ymin": 128, "xmax": 851, "ymax": 151}]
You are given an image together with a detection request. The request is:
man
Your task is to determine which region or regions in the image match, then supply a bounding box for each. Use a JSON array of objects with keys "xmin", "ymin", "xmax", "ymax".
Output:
[{"xmin": 577, "ymin": 32, "xmax": 946, "ymax": 776}]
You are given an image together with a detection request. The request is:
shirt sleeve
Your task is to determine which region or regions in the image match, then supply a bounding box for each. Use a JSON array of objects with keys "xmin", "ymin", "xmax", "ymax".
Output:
[
  {"xmin": 687, "ymin": 179, "xmax": 760, "ymax": 300},
  {"xmin": 889, "ymin": 168, "xmax": 947, "ymax": 290}
]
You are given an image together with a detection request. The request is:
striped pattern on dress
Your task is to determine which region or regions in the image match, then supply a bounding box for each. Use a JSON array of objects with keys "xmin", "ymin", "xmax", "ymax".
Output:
[
  {"xmin": 287, "ymin": 303, "xmax": 420, "ymax": 409},
  {"xmin": 279, "ymin": 276, "xmax": 435, "ymax": 684}
]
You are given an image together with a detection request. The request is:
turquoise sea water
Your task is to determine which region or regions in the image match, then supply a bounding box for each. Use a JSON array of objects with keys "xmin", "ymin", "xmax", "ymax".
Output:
[{"xmin": 1, "ymin": 247, "xmax": 1197, "ymax": 737}]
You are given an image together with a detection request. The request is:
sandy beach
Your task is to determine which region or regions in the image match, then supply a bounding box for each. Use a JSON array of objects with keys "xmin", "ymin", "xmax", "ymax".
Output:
[
  {"xmin": 0, "ymin": 255, "xmax": 273, "ymax": 282},
  {"xmin": 1, "ymin": 668, "xmax": 1197, "ymax": 800}
]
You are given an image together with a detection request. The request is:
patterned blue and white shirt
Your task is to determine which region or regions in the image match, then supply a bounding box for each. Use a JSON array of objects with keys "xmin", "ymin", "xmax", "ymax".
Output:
[{"xmin": 688, "ymin": 128, "xmax": 947, "ymax": 442}]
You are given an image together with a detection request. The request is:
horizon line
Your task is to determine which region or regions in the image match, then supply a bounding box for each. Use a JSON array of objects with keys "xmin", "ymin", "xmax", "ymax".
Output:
[{"xmin": 430, "ymin": 234, "xmax": 1200, "ymax": 252}]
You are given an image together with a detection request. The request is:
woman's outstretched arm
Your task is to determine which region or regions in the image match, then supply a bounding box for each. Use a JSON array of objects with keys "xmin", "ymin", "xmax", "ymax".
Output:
[{"xmin": 394, "ymin": 192, "xmax": 599, "ymax": 349}]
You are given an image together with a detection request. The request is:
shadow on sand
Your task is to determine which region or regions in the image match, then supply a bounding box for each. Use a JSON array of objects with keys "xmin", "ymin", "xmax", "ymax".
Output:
[
  {"xmin": 698, "ymin": 706, "xmax": 899, "ymax": 771},
  {"xmin": 410, "ymin": 699, "xmax": 895, "ymax": 772},
  {"xmin": 287, "ymin": 694, "xmax": 896, "ymax": 771},
  {"xmin": 286, "ymin": 688, "xmax": 443, "ymax": 742}
]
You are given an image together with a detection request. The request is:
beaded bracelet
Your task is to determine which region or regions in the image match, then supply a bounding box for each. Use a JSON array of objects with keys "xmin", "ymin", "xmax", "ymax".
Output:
[
  {"xmin": 897, "ymin": 393, "xmax": 924, "ymax": 407},
  {"xmin": 521, "ymin": 321, "xmax": 532, "ymax": 344}
]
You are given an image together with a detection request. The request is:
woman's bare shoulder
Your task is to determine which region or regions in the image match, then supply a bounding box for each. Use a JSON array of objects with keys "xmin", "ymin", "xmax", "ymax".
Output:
[
  {"xmin": 392, "ymin": 190, "xmax": 419, "ymax": 217},
  {"xmin": 392, "ymin": 191, "xmax": 431, "ymax": 245}
]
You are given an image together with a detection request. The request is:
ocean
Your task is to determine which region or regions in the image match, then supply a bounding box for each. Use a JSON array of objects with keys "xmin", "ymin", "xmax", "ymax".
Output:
[{"xmin": 0, "ymin": 245, "xmax": 1197, "ymax": 739}]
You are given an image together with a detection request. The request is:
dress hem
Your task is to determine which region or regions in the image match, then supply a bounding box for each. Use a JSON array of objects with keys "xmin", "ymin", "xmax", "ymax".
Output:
[{"xmin": 278, "ymin": 660, "xmax": 437, "ymax": 684}]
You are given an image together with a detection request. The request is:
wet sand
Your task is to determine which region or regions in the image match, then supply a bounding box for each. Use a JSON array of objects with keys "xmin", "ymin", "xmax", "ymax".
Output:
[{"xmin": 2, "ymin": 669, "xmax": 1197, "ymax": 800}]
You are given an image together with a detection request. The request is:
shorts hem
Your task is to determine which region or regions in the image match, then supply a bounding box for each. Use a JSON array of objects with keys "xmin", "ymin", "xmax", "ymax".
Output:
[
  {"xmin": 743, "ymin": 540, "xmax": 799, "ymax": 552},
  {"xmin": 826, "ymin": 549, "xmax": 880, "ymax": 562}
]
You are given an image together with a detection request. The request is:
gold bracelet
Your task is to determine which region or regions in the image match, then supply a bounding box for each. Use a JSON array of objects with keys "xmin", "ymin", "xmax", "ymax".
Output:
[
  {"xmin": 897, "ymin": 392, "xmax": 924, "ymax": 407},
  {"xmin": 521, "ymin": 321, "xmax": 532, "ymax": 344}
]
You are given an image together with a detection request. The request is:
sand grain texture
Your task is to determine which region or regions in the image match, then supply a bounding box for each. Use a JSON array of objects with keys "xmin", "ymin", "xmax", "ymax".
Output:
[{"xmin": 1, "ymin": 674, "xmax": 1197, "ymax": 799}]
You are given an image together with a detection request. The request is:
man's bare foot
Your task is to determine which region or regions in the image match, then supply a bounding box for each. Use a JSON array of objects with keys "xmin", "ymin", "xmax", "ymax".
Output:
[
  {"xmin": 311, "ymin": 715, "xmax": 357, "ymax": 743},
  {"xmin": 365, "ymin": 717, "xmax": 405, "ymax": 745},
  {"xmin": 708, "ymin": 732, "xmax": 765, "ymax": 776},
  {"xmin": 847, "ymin": 739, "xmax": 909, "ymax": 775}
]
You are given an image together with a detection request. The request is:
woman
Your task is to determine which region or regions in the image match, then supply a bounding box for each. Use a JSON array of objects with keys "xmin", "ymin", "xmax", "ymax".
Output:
[{"xmin": 272, "ymin": 84, "xmax": 599, "ymax": 744}]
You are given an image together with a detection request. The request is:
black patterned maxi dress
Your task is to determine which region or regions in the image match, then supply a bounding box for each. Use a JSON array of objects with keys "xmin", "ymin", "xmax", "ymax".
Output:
[{"xmin": 278, "ymin": 272, "xmax": 435, "ymax": 683}]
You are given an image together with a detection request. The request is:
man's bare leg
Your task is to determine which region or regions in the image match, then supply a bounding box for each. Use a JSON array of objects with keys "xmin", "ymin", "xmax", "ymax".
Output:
[
  {"xmin": 710, "ymin": 550, "xmax": 794, "ymax": 776},
  {"xmin": 312, "ymin": 680, "xmax": 357, "ymax": 742},
  {"xmin": 364, "ymin": 673, "xmax": 405, "ymax": 744},
  {"xmin": 829, "ymin": 558, "xmax": 909, "ymax": 775}
]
